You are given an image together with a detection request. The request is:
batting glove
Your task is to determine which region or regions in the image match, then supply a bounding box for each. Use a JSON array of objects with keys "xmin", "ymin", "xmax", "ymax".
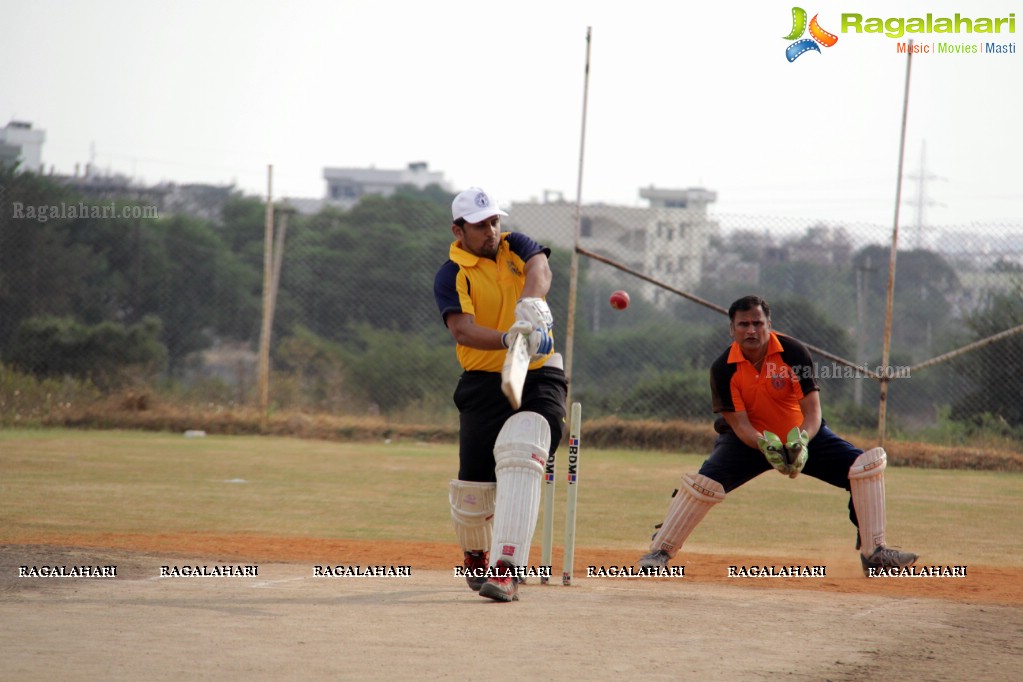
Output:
[
  {"xmin": 757, "ymin": 430, "xmax": 789, "ymax": 475},
  {"xmin": 501, "ymin": 320, "xmax": 552, "ymax": 361},
  {"xmin": 784, "ymin": 427, "xmax": 809, "ymax": 479},
  {"xmin": 515, "ymin": 297, "xmax": 554, "ymax": 334},
  {"xmin": 501, "ymin": 320, "xmax": 534, "ymax": 349},
  {"xmin": 526, "ymin": 327, "xmax": 554, "ymax": 360}
]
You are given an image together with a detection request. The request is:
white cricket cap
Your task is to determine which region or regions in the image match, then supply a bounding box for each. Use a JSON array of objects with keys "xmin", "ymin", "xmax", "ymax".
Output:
[{"xmin": 451, "ymin": 187, "xmax": 508, "ymax": 224}]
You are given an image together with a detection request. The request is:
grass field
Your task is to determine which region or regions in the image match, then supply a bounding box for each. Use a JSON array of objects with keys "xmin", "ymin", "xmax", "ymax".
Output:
[
  {"xmin": 5, "ymin": 428, "xmax": 1023, "ymax": 681},
  {"xmin": 3, "ymin": 428, "xmax": 1021, "ymax": 567}
]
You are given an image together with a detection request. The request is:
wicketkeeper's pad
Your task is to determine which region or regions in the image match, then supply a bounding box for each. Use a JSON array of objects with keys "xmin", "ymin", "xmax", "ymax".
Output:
[
  {"xmin": 849, "ymin": 447, "xmax": 888, "ymax": 554},
  {"xmin": 649, "ymin": 473, "xmax": 725, "ymax": 557},
  {"xmin": 490, "ymin": 411, "xmax": 550, "ymax": 569}
]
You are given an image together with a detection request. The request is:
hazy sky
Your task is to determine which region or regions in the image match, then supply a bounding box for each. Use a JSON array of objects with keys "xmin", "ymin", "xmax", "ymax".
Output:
[{"xmin": 3, "ymin": 0, "xmax": 1020, "ymax": 228}]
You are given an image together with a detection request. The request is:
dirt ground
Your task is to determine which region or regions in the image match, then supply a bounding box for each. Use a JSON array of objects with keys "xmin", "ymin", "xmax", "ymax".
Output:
[{"xmin": 3, "ymin": 536, "xmax": 1023, "ymax": 681}]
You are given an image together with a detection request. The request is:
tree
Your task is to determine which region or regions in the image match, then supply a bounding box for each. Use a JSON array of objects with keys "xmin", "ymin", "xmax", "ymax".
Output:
[
  {"xmin": 571, "ymin": 318, "xmax": 720, "ymax": 419},
  {"xmin": 0, "ymin": 168, "xmax": 102, "ymax": 348},
  {"xmin": 115, "ymin": 214, "xmax": 260, "ymax": 370},
  {"xmin": 279, "ymin": 193, "xmax": 451, "ymax": 344},
  {"xmin": 339, "ymin": 323, "xmax": 456, "ymax": 412},
  {"xmin": 769, "ymin": 294, "xmax": 853, "ymax": 359},
  {"xmin": 780, "ymin": 224, "xmax": 854, "ymax": 267},
  {"xmin": 851, "ymin": 246, "xmax": 963, "ymax": 361},
  {"xmin": 951, "ymin": 286, "xmax": 1023, "ymax": 427},
  {"xmin": 218, "ymin": 195, "xmax": 268, "ymax": 268},
  {"xmin": 0, "ymin": 167, "xmax": 264, "ymax": 374},
  {"xmin": 7, "ymin": 315, "xmax": 167, "ymax": 388}
]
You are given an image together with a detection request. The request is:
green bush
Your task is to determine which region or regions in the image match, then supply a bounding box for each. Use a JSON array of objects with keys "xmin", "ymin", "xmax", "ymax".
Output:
[
  {"xmin": 623, "ymin": 370, "xmax": 710, "ymax": 420},
  {"xmin": 916, "ymin": 405, "xmax": 1023, "ymax": 449},
  {"xmin": 6, "ymin": 315, "xmax": 167, "ymax": 388}
]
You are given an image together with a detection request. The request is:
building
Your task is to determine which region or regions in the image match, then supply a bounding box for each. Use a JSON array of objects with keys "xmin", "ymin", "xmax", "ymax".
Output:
[
  {"xmin": 505, "ymin": 186, "xmax": 719, "ymax": 308},
  {"xmin": 0, "ymin": 120, "xmax": 46, "ymax": 172},
  {"xmin": 321, "ymin": 161, "xmax": 450, "ymax": 209},
  {"xmin": 49, "ymin": 169, "xmax": 239, "ymax": 224},
  {"xmin": 282, "ymin": 161, "xmax": 452, "ymax": 215}
]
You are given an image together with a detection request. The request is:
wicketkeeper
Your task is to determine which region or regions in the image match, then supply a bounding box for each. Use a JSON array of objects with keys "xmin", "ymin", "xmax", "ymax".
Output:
[
  {"xmin": 434, "ymin": 187, "xmax": 567, "ymax": 602},
  {"xmin": 638, "ymin": 295, "xmax": 918, "ymax": 576}
]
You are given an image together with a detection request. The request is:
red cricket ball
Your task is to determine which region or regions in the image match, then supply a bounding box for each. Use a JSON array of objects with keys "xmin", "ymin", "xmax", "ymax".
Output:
[{"xmin": 609, "ymin": 290, "xmax": 630, "ymax": 310}]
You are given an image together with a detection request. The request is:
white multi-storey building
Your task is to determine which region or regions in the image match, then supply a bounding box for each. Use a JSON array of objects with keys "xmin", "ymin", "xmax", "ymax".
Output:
[
  {"xmin": 0, "ymin": 120, "xmax": 46, "ymax": 172},
  {"xmin": 323, "ymin": 161, "xmax": 449, "ymax": 207},
  {"xmin": 505, "ymin": 186, "xmax": 719, "ymax": 308}
]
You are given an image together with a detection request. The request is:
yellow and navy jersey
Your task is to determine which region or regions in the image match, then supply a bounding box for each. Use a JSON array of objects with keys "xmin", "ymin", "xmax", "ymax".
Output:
[
  {"xmin": 434, "ymin": 231, "xmax": 552, "ymax": 372},
  {"xmin": 710, "ymin": 332, "xmax": 819, "ymax": 436}
]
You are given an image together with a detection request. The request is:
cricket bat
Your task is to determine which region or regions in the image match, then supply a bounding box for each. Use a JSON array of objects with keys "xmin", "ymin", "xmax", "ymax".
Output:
[{"xmin": 500, "ymin": 332, "xmax": 530, "ymax": 409}]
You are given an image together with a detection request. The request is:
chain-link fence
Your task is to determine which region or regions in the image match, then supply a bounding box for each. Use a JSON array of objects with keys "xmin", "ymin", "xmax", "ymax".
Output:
[
  {"xmin": 2, "ymin": 164, "xmax": 1022, "ymax": 445},
  {"xmin": 507, "ymin": 199, "xmax": 1023, "ymax": 440}
]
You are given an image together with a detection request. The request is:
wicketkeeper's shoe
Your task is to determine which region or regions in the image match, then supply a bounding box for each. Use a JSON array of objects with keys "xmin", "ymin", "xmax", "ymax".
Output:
[
  {"xmin": 463, "ymin": 550, "xmax": 488, "ymax": 592},
  {"xmin": 637, "ymin": 549, "xmax": 671, "ymax": 569},
  {"xmin": 479, "ymin": 560, "xmax": 519, "ymax": 602},
  {"xmin": 860, "ymin": 545, "xmax": 919, "ymax": 576}
]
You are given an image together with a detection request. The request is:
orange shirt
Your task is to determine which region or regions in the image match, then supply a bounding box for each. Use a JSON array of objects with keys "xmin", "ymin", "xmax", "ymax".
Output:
[{"xmin": 710, "ymin": 332, "xmax": 819, "ymax": 436}]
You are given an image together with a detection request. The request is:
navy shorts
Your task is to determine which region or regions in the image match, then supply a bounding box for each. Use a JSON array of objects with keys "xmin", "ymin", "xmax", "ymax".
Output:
[
  {"xmin": 453, "ymin": 367, "xmax": 568, "ymax": 482},
  {"xmin": 698, "ymin": 421, "xmax": 864, "ymax": 527}
]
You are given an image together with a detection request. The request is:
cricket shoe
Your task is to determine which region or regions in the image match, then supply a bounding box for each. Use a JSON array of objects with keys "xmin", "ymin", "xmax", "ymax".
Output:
[
  {"xmin": 463, "ymin": 550, "xmax": 488, "ymax": 592},
  {"xmin": 637, "ymin": 549, "xmax": 671, "ymax": 570},
  {"xmin": 479, "ymin": 560, "xmax": 519, "ymax": 602},
  {"xmin": 860, "ymin": 545, "xmax": 919, "ymax": 576}
]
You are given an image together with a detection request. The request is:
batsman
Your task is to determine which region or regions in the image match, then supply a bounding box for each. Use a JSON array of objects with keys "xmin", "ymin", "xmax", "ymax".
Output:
[
  {"xmin": 638, "ymin": 295, "xmax": 918, "ymax": 576},
  {"xmin": 433, "ymin": 187, "xmax": 567, "ymax": 602}
]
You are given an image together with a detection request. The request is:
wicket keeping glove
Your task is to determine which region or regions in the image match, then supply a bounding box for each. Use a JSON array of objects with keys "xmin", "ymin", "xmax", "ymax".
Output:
[
  {"xmin": 757, "ymin": 430, "xmax": 789, "ymax": 475},
  {"xmin": 784, "ymin": 427, "xmax": 809, "ymax": 479},
  {"xmin": 515, "ymin": 297, "xmax": 554, "ymax": 334}
]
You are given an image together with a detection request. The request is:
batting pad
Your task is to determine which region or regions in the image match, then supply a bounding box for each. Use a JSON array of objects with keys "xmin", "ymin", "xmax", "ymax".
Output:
[
  {"xmin": 449, "ymin": 480, "xmax": 497, "ymax": 552},
  {"xmin": 490, "ymin": 411, "xmax": 550, "ymax": 568},
  {"xmin": 650, "ymin": 473, "xmax": 725, "ymax": 557},
  {"xmin": 849, "ymin": 447, "xmax": 888, "ymax": 554}
]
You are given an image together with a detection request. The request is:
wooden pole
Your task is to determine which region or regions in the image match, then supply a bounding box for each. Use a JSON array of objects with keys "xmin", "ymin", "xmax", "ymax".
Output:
[
  {"xmin": 878, "ymin": 42, "xmax": 914, "ymax": 447},
  {"xmin": 564, "ymin": 27, "xmax": 592, "ymax": 411},
  {"xmin": 257, "ymin": 165, "xmax": 274, "ymax": 428},
  {"xmin": 268, "ymin": 205, "xmax": 292, "ymax": 330}
]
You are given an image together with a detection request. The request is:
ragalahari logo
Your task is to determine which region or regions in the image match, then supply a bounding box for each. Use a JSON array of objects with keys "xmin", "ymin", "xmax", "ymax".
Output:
[{"xmin": 784, "ymin": 7, "xmax": 839, "ymax": 61}]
